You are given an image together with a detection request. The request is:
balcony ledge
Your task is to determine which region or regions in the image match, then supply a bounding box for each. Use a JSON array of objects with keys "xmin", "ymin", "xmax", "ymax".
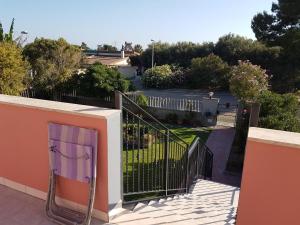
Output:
[
  {"xmin": 248, "ymin": 127, "xmax": 300, "ymax": 149},
  {"xmin": 0, "ymin": 94, "xmax": 120, "ymax": 119}
]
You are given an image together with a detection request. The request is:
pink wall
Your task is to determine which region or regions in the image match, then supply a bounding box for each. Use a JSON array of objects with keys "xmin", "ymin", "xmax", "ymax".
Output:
[
  {"xmin": 237, "ymin": 138, "xmax": 300, "ymax": 225},
  {"xmin": 0, "ymin": 103, "xmax": 109, "ymax": 214}
]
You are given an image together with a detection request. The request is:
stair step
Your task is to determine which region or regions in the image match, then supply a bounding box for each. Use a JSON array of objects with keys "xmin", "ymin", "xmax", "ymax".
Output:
[
  {"xmin": 148, "ymin": 200, "xmax": 157, "ymax": 206},
  {"xmin": 158, "ymin": 198, "xmax": 166, "ymax": 203},
  {"xmin": 133, "ymin": 203, "xmax": 147, "ymax": 212},
  {"xmin": 109, "ymin": 208, "xmax": 130, "ymax": 221},
  {"xmin": 113, "ymin": 179, "xmax": 239, "ymax": 224},
  {"xmin": 173, "ymin": 195, "xmax": 179, "ymax": 200},
  {"xmin": 111, "ymin": 204, "xmax": 195, "ymax": 224}
]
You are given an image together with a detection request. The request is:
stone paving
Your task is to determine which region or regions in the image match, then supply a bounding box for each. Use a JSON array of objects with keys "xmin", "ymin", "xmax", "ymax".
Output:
[{"xmin": 205, "ymin": 126, "xmax": 241, "ymax": 187}]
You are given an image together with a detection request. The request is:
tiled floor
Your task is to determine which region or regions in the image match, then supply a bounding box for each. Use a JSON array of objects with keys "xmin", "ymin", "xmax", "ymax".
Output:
[
  {"xmin": 0, "ymin": 184, "xmax": 104, "ymax": 225},
  {"xmin": 0, "ymin": 180, "xmax": 239, "ymax": 225}
]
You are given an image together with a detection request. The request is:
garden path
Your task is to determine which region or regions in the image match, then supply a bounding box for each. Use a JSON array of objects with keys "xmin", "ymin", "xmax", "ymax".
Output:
[{"xmin": 205, "ymin": 126, "xmax": 241, "ymax": 187}]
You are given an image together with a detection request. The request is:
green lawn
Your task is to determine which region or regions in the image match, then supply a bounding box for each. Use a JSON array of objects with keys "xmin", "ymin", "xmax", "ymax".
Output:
[
  {"xmin": 168, "ymin": 125, "xmax": 212, "ymax": 144},
  {"xmin": 122, "ymin": 125, "xmax": 212, "ymax": 171}
]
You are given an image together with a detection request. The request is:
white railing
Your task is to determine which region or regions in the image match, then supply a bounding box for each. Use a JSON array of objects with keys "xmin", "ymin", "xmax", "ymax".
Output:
[{"xmin": 127, "ymin": 94, "xmax": 203, "ymax": 113}]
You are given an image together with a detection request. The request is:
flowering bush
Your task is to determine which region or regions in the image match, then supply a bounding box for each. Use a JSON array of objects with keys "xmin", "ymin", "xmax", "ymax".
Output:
[{"xmin": 229, "ymin": 60, "xmax": 268, "ymax": 102}]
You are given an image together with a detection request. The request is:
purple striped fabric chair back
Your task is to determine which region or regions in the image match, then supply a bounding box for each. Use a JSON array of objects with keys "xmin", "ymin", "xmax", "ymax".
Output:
[{"xmin": 48, "ymin": 123, "xmax": 98, "ymax": 183}]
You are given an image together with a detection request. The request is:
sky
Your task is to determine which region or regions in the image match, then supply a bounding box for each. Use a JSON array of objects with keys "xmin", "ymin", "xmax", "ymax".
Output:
[{"xmin": 1, "ymin": 0, "xmax": 274, "ymax": 49}]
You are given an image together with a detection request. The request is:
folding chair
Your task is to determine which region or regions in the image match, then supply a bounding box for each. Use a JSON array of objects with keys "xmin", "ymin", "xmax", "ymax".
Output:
[{"xmin": 46, "ymin": 123, "xmax": 98, "ymax": 225}]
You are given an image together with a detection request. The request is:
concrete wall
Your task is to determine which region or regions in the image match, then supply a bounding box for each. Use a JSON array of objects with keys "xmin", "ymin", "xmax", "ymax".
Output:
[
  {"xmin": 237, "ymin": 127, "xmax": 300, "ymax": 225},
  {"xmin": 0, "ymin": 95, "xmax": 121, "ymax": 222},
  {"xmin": 118, "ymin": 66, "xmax": 137, "ymax": 79}
]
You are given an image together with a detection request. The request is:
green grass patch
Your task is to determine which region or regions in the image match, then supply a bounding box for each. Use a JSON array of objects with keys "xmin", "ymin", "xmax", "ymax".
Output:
[{"xmin": 168, "ymin": 124, "xmax": 212, "ymax": 144}]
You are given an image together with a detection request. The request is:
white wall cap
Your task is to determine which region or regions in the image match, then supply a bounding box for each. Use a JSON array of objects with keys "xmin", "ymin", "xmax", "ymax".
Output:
[
  {"xmin": 248, "ymin": 127, "xmax": 300, "ymax": 149},
  {"xmin": 0, "ymin": 94, "xmax": 120, "ymax": 119}
]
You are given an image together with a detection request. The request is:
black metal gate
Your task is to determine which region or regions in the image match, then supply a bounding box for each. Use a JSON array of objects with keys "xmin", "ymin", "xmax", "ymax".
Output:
[{"xmin": 217, "ymin": 103, "xmax": 239, "ymax": 127}]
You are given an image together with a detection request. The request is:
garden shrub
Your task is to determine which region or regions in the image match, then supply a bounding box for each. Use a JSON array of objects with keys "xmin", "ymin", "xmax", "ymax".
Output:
[
  {"xmin": 136, "ymin": 94, "xmax": 148, "ymax": 107},
  {"xmin": 188, "ymin": 54, "xmax": 230, "ymax": 90},
  {"xmin": 258, "ymin": 91, "xmax": 300, "ymax": 132},
  {"xmin": 65, "ymin": 63, "xmax": 131, "ymax": 97},
  {"xmin": 142, "ymin": 64, "xmax": 186, "ymax": 88}
]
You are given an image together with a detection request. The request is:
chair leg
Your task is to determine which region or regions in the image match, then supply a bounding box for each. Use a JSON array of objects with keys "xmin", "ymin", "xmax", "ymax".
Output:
[
  {"xmin": 46, "ymin": 170, "xmax": 97, "ymax": 225},
  {"xmin": 84, "ymin": 178, "xmax": 97, "ymax": 225},
  {"xmin": 46, "ymin": 170, "xmax": 56, "ymax": 218}
]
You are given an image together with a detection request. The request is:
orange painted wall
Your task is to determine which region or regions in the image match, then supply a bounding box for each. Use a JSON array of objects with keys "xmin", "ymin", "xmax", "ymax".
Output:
[
  {"xmin": 237, "ymin": 140, "xmax": 300, "ymax": 225},
  {"xmin": 0, "ymin": 103, "xmax": 109, "ymax": 213}
]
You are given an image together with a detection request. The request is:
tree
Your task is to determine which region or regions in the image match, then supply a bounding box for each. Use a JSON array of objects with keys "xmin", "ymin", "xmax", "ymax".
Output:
[
  {"xmin": 0, "ymin": 18, "xmax": 15, "ymax": 42},
  {"xmin": 252, "ymin": 0, "xmax": 300, "ymax": 44},
  {"xmin": 140, "ymin": 41, "xmax": 214, "ymax": 68},
  {"xmin": 23, "ymin": 38, "xmax": 81, "ymax": 91},
  {"xmin": 229, "ymin": 61, "xmax": 268, "ymax": 102},
  {"xmin": 0, "ymin": 42, "xmax": 29, "ymax": 95},
  {"xmin": 258, "ymin": 91, "xmax": 300, "ymax": 132},
  {"xmin": 214, "ymin": 34, "xmax": 281, "ymax": 67},
  {"xmin": 189, "ymin": 54, "xmax": 230, "ymax": 89},
  {"xmin": 142, "ymin": 65, "xmax": 172, "ymax": 88},
  {"xmin": 97, "ymin": 44, "xmax": 117, "ymax": 52},
  {"xmin": 80, "ymin": 42, "xmax": 90, "ymax": 50},
  {"xmin": 133, "ymin": 44, "xmax": 143, "ymax": 53},
  {"xmin": 251, "ymin": 0, "xmax": 300, "ymax": 92},
  {"xmin": 71, "ymin": 63, "xmax": 130, "ymax": 97}
]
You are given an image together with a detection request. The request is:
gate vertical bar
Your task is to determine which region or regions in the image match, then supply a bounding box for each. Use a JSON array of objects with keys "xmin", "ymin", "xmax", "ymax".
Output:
[
  {"xmin": 164, "ymin": 129, "xmax": 169, "ymax": 196},
  {"xmin": 114, "ymin": 91, "xmax": 123, "ymax": 201}
]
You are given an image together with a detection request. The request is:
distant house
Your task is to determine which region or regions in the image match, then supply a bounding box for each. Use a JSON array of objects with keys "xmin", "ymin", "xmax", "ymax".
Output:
[
  {"xmin": 83, "ymin": 43, "xmax": 139, "ymax": 79},
  {"xmin": 84, "ymin": 55, "xmax": 129, "ymax": 67}
]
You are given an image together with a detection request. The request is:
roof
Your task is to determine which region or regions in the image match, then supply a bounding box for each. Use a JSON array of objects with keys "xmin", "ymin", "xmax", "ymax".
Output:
[
  {"xmin": 83, "ymin": 56, "xmax": 129, "ymax": 66},
  {"xmin": 84, "ymin": 50, "xmax": 139, "ymax": 57}
]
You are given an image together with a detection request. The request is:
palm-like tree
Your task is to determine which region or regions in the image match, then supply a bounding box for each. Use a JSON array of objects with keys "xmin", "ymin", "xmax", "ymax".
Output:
[{"xmin": 0, "ymin": 18, "xmax": 15, "ymax": 42}]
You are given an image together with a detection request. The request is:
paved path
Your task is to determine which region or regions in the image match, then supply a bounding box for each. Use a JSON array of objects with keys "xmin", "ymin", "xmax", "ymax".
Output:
[{"xmin": 205, "ymin": 127, "xmax": 241, "ymax": 187}]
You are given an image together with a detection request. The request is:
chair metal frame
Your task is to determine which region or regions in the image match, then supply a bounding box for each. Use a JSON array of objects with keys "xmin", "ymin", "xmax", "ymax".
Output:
[{"xmin": 46, "ymin": 123, "xmax": 98, "ymax": 225}]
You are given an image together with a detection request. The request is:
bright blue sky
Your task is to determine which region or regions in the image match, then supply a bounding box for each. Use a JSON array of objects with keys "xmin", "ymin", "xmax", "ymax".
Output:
[{"xmin": 1, "ymin": 0, "xmax": 274, "ymax": 49}]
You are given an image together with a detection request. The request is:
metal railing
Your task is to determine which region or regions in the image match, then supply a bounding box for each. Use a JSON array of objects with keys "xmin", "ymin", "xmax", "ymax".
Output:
[
  {"xmin": 122, "ymin": 107, "xmax": 188, "ymax": 197},
  {"xmin": 119, "ymin": 92, "xmax": 213, "ymax": 202},
  {"xmin": 186, "ymin": 137, "xmax": 213, "ymax": 192},
  {"xmin": 126, "ymin": 93, "xmax": 203, "ymax": 112},
  {"xmin": 20, "ymin": 88, "xmax": 115, "ymax": 108},
  {"xmin": 120, "ymin": 92, "xmax": 189, "ymax": 146}
]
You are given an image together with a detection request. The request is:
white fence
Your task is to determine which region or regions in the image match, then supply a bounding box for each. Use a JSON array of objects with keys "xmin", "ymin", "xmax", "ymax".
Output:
[{"xmin": 127, "ymin": 94, "xmax": 203, "ymax": 112}]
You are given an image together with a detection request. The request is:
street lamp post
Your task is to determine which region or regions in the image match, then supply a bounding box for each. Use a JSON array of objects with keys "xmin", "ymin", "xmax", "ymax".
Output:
[
  {"xmin": 16, "ymin": 31, "xmax": 28, "ymax": 46},
  {"xmin": 151, "ymin": 39, "xmax": 155, "ymax": 70}
]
